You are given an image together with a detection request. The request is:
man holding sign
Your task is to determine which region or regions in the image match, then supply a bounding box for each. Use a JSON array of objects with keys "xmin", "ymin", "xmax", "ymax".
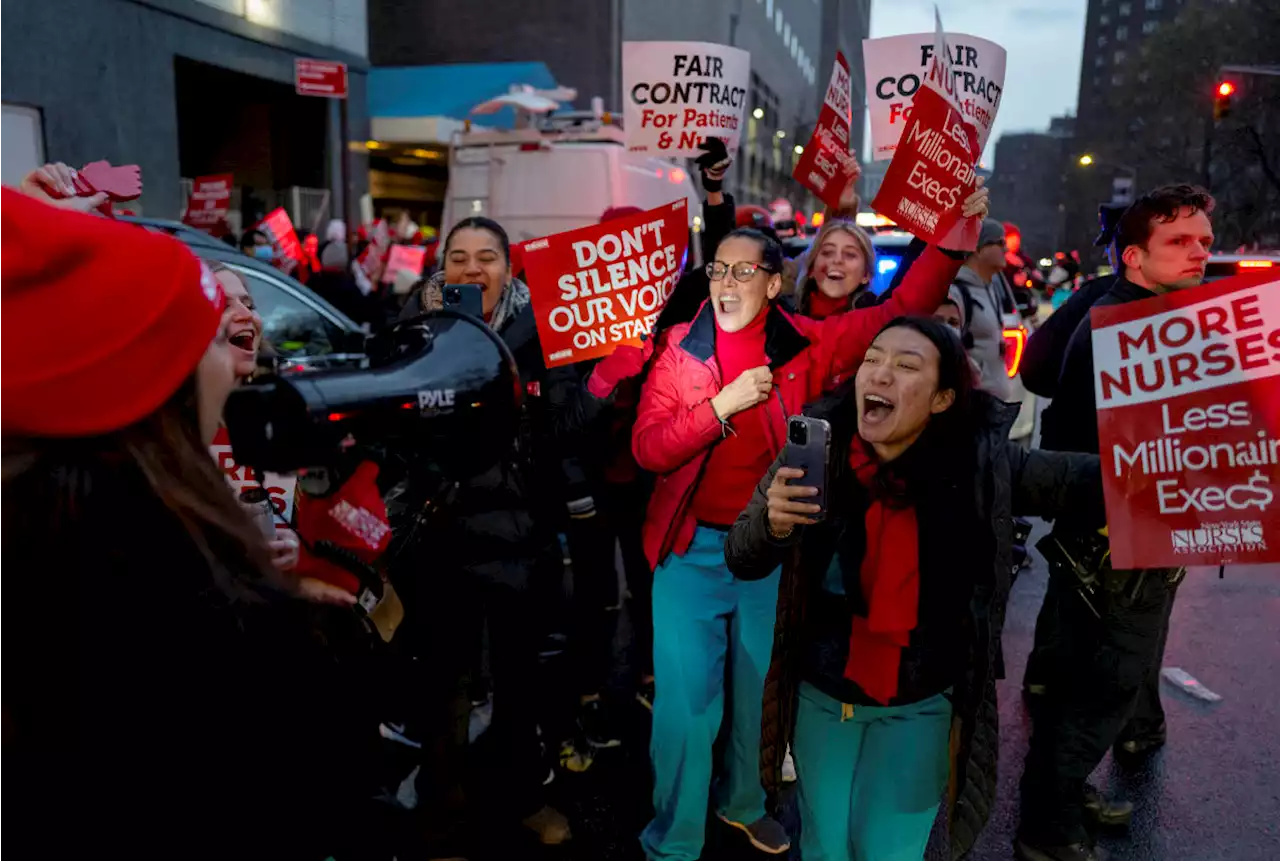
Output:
[{"xmin": 1018, "ymin": 185, "xmax": 1222, "ymax": 861}]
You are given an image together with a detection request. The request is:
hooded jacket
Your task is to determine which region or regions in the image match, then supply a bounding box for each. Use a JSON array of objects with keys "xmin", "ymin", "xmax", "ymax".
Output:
[
  {"xmin": 725, "ymin": 390, "xmax": 1101, "ymax": 859},
  {"xmin": 631, "ymin": 245, "xmax": 963, "ymax": 568},
  {"xmin": 953, "ymin": 266, "xmax": 1012, "ymax": 400}
]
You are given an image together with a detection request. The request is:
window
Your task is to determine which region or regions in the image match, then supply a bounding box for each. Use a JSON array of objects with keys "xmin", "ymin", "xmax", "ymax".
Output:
[
  {"xmin": 232, "ymin": 266, "xmax": 352, "ymax": 361},
  {"xmin": 1142, "ymin": 19, "xmax": 1159, "ymax": 33},
  {"xmin": 1145, "ymin": 0, "xmax": 1162, "ymax": 9},
  {"xmin": 1114, "ymin": 49, "xmax": 1127, "ymax": 64},
  {"xmin": 776, "ymin": 9, "xmax": 783, "ymax": 32},
  {"xmin": 1112, "ymin": 73, "xmax": 1124, "ymax": 86},
  {"xmin": 1097, "ymin": 34, "xmax": 1108, "ymax": 46},
  {"xmin": 1095, "ymin": 55, "xmax": 1107, "ymax": 67},
  {"xmin": 1118, "ymin": 2, "xmax": 1131, "ymax": 13},
  {"xmin": 1100, "ymin": 13, "xmax": 1110, "ymax": 24},
  {"xmin": 1116, "ymin": 25, "xmax": 1128, "ymax": 39},
  {"xmin": 783, "ymin": 22, "xmax": 791, "ymax": 44}
]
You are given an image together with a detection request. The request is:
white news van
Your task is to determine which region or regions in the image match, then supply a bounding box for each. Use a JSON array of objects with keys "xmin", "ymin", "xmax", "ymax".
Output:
[{"xmin": 442, "ymin": 110, "xmax": 703, "ymax": 247}]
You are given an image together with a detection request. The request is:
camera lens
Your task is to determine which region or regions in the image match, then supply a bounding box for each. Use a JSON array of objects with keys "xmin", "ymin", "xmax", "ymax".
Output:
[
  {"xmin": 788, "ymin": 420, "xmax": 807, "ymax": 445},
  {"xmin": 444, "ymin": 286, "xmax": 460, "ymax": 303}
]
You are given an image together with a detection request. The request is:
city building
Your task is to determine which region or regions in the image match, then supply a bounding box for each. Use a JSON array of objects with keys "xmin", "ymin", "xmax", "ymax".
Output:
[
  {"xmin": 1, "ymin": 0, "xmax": 371, "ymax": 231},
  {"xmin": 366, "ymin": 0, "xmax": 869, "ymax": 215},
  {"xmin": 988, "ymin": 116, "xmax": 1075, "ymax": 259}
]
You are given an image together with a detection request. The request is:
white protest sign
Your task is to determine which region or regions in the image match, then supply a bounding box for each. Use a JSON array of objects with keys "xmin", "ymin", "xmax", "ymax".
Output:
[
  {"xmin": 623, "ymin": 41, "xmax": 751, "ymax": 157},
  {"xmin": 863, "ymin": 30, "xmax": 1006, "ymax": 161}
]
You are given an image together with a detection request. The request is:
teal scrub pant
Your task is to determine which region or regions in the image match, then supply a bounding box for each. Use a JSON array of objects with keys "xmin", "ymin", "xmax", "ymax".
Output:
[
  {"xmin": 793, "ymin": 682, "xmax": 953, "ymax": 861},
  {"xmin": 640, "ymin": 527, "xmax": 781, "ymax": 860}
]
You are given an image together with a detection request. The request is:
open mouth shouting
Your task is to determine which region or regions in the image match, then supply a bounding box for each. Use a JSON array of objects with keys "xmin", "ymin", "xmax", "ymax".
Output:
[
  {"xmin": 228, "ymin": 325, "xmax": 259, "ymax": 376},
  {"xmin": 861, "ymin": 392, "xmax": 896, "ymax": 427}
]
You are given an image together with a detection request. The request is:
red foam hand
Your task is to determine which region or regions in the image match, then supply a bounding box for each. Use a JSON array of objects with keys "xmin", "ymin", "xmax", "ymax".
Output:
[
  {"xmin": 293, "ymin": 460, "xmax": 392, "ymax": 595},
  {"xmin": 78, "ymin": 161, "xmax": 142, "ymax": 201}
]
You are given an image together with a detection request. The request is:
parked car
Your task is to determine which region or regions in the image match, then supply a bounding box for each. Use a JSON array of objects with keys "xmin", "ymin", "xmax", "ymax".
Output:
[{"xmin": 121, "ymin": 217, "xmax": 366, "ymax": 372}]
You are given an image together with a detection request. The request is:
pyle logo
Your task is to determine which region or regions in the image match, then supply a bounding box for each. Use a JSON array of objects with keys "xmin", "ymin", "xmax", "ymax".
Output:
[
  {"xmin": 1170, "ymin": 520, "xmax": 1266, "ymax": 554},
  {"xmin": 417, "ymin": 389, "xmax": 456, "ymax": 410}
]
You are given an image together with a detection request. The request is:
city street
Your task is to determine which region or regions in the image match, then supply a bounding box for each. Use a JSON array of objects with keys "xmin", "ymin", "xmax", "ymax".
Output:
[{"xmin": 471, "ymin": 544, "xmax": 1280, "ymax": 861}]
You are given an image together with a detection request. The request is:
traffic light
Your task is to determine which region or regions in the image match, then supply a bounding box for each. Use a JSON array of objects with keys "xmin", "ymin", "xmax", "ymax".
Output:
[{"xmin": 1214, "ymin": 80, "xmax": 1236, "ymax": 120}]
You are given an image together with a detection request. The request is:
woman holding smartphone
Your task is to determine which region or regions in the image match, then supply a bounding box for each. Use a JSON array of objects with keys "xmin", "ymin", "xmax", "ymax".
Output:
[
  {"xmin": 631, "ymin": 181, "xmax": 989, "ymax": 861},
  {"xmin": 724, "ymin": 317, "xmax": 1103, "ymax": 861}
]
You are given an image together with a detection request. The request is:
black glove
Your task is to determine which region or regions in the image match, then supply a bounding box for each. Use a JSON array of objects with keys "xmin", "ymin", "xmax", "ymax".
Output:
[{"xmin": 695, "ymin": 137, "xmax": 731, "ymax": 192}]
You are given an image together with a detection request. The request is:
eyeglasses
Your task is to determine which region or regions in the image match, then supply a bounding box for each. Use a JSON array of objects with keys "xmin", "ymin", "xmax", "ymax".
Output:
[{"xmin": 705, "ymin": 261, "xmax": 776, "ymax": 282}]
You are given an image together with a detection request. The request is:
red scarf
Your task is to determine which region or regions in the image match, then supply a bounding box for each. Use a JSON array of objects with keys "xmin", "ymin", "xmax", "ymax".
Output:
[
  {"xmin": 806, "ymin": 288, "xmax": 853, "ymax": 320},
  {"xmin": 843, "ymin": 441, "xmax": 921, "ymax": 704}
]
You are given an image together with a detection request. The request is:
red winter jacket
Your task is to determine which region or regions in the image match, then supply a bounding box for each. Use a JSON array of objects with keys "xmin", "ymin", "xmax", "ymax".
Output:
[{"xmin": 633, "ymin": 245, "xmax": 962, "ymax": 568}]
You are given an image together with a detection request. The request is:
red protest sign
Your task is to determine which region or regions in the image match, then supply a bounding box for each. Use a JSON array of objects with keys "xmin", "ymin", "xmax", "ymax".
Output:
[
  {"xmin": 382, "ymin": 244, "xmax": 427, "ymax": 283},
  {"xmin": 295, "ymin": 59, "xmax": 348, "ymax": 98},
  {"xmin": 521, "ymin": 200, "xmax": 689, "ymax": 368},
  {"xmin": 793, "ymin": 52, "xmax": 858, "ymax": 210},
  {"xmin": 1092, "ymin": 271, "xmax": 1280, "ymax": 568},
  {"xmin": 871, "ymin": 83, "xmax": 979, "ymax": 247},
  {"xmin": 211, "ymin": 427, "xmax": 296, "ymax": 531},
  {"xmin": 183, "ymin": 174, "xmax": 233, "ymax": 228},
  {"xmin": 259, "ymin": 208, "xmax": 306, "ymax": 267}
]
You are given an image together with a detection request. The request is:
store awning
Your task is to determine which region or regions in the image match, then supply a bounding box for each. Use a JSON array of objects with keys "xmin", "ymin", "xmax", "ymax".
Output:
[{"xmin": 369, "ymin": 62, "xmax": 560, "ymax": 137}]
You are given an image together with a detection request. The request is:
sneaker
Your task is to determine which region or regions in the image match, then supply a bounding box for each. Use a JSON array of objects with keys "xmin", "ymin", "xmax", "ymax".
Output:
[
  {"xmin": 522, "ymin": 804, "xmax": 572, "ymax": 845},
  {"xmin": 581, "ymin": 697, "xmax": 623, "ymax": 749},
  {"xmin": 636, "ymin": 678, "xmax": 655, "ymax": 712},
  {"xmin": 1014, "ymin": 838, "xmax": 1108, "ymax": 861},
  {"xmin": 781, "ymin": 748, "xmax": 797, "ymax": 783},
  {"xmin": 716, "ymin": 812, "xmax": 791, "ymax": 855}
]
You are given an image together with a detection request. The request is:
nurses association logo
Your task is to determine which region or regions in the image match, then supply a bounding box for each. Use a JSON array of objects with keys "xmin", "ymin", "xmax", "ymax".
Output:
[{"xmin": 1170, "ymin": 521, "xmax": 1266, "ymax": 555}]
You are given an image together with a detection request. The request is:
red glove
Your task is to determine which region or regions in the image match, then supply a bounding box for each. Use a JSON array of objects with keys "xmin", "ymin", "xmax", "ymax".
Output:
[
  {"xmin": 293, "ymin": 460, "xmax": 391, "ymax": 596},
  {"xmin": 587, "ymin": 337, "xmax": 655, "ymax": 398}
]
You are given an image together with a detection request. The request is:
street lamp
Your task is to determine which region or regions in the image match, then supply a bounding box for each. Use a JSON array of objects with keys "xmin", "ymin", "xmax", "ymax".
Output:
[
  {"xmin": 752, "ymin": 107, "xmax": 764, "ymax": 120},
  {"xmin": 794, "ymin": 144, "xmax": 804, "ymax": 155},
  {"xmin": 776, "ymin": 129, "xmax": 787, "ymax": 139},
  {"xmin": 1078, "ymin": 154, "xmax": 1136, "ymax": 178},
  {"xmin": 1078, "ymin": 154, "xmax": 1094, "ymax": 166}
]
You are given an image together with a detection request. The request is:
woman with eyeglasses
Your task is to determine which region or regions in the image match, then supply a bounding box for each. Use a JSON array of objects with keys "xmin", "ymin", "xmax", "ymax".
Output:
[{"xmin": 631, "ymin": 182, "xmax": 991, "ymax": 861}]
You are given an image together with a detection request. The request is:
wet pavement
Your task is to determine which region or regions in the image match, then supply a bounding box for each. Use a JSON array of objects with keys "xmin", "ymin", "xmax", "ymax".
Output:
[{"xmin": 449, "ymin": 540, "xmax": 1279, "ymax": 861}]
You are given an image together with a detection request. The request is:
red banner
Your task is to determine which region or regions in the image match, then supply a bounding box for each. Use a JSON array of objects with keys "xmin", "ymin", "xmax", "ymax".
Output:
[
  {"xmin": 521, "ymin": 200, "xmax": 689, "ymax": 368},
  {"xmin": 792, "ymin": 52, "xmax": 858, "ymax": 210},
  {"xmin": 259, "ymin": 207, "xmax": 306, "ymax": 267},
  {"xmin": 382, "ymin": 244, "xmax": 427, "ymax": 283},
  {"xmin": 183, "ymin": 173, "xmax": 233, "ymax": 229},
  {"xmin": 295, "ymin": 59, "xmax": 348, "ymax": 98},
  {"xmin": 1092, "ymin": 271, "xmax": 1280, "ymax": 568}
]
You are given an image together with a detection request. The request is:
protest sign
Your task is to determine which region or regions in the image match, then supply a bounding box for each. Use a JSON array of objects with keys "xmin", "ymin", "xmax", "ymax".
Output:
[
  {"xmin": 863, "ymin": 29, "xmax": 1005, "ymax": 161},
  {"xmin": 871, "ymin": 83, "xmax": 979, "ymax": 247},
  {"xmin": 521, "ymin": 200, "xmax": 689, "ymax": 368},
  {"xmin": 382, "ymin": 244, "xmax": 427, "ymax": 284},
  {"xmin": 1092, "ymin": 271, "xmax": 1280, "ymax": 568},
  {"xmin": 792, "ymin": 52, "xmax": 859, "ymax": 210},
  {"xmin": 183, "ymin": 174, "xmax": 233, "ymax": 229},
  {"xmin": 260, "ymin": 207, "xmax": 306, "ymax": 267},
  {"xmin": 211, "ymin": 427, "xmax": 296, "ymax": 532},
  {"xmin": 623, "ymin": 41, "xmax": 750, "ymax": 157}
]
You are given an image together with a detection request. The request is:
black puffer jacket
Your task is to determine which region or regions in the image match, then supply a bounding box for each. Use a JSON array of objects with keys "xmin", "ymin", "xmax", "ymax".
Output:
[{"xmin": 725, "ymin": 389, "xmax": 1101, "ymax": 859}]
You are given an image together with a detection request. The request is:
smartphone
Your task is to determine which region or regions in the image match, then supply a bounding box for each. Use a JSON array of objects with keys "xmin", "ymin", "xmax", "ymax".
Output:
[
  {"xmin": 443, "ymin": 283, "xmax": 484, "ymax": 319},
  {"xmin": 784, "ymin": 416, "xmax": 831, "ymax": 520}
]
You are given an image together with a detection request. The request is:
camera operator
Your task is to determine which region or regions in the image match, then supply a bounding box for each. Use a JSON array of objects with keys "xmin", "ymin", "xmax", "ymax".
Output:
[
  {"xmin": 394, "ymin": 216, "xmax": 651, "ymax": 853},
  {"xmin": 1, "ymin": 188, "xmax": 380, "ymax": 859}
]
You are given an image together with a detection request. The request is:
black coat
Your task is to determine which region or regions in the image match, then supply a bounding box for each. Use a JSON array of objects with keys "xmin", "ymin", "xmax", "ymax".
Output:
[
  {"xmin": 1020, "ymin": 274, "xmax": 1117, "ymax": 398},
  {"xmin": 725, "ymin": 390, "xmax": 1101, "ymax": 859},
  {"xmin": 3, "ymin": 472, "xmax": 381, "ymax": 860}
]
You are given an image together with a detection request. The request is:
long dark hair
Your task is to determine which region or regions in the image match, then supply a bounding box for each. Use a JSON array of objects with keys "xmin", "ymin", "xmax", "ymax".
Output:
[
  {"xmin": 444, "ymin": 216, "xmax": 511, "ymax": 265},
  {"xmin": 2, "ymin": 377, "xmax": 279, "ymax": 602}
]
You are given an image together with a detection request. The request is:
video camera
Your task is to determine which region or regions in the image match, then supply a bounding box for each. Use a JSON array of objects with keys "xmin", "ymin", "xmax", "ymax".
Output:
[{"xmin": 224, "ymin": 305, "xmax": 522, "ymax": 482}]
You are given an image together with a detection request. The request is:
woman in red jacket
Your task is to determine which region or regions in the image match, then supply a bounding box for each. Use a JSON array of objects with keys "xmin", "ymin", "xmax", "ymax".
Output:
[
  {"xmin": 632, "ymin": 184, "xmax": 988, "ymax": 854},
  {"xmin": 631, "ymin": 183, "xmax": 989, "ymax": 861}
]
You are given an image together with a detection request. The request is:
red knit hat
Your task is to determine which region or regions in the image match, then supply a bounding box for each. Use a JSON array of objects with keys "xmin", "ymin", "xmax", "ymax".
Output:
[{"xmin": 2, "ymin": 188, "xmax": 226, "ymax": 436}]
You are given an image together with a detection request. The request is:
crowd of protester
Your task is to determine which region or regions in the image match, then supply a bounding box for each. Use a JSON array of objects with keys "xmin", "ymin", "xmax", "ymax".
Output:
[{"xmin": 2, "ymin": 149, "xmax": 1220, "ymax": 861}]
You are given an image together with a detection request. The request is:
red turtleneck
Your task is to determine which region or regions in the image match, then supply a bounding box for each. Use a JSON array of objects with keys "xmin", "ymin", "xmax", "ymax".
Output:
[
  {"xmin": 690, "ymin": 307, "xmax": 779, "ymax": 527},
  {"xmin": 807, "ymin": 288, "xmax": 853, "ymax": 320}
]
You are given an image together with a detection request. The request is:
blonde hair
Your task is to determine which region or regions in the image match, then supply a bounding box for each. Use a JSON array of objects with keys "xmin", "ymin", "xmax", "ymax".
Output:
[{"xmin": 795, "ymin": 220, "xmax": 877, "ymax": 311}]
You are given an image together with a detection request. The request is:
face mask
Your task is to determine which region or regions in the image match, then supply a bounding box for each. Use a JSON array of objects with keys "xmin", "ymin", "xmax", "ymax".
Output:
[{"xmin": 252, "ymin": 245, "xmax": 275, "ymax": 261}]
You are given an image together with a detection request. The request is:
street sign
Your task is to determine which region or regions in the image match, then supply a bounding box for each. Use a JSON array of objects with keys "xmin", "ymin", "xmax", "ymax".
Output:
[
  {"xmin": 295, "ymin": 59, "xmax": 348, "ymax": 99},
  {"xmin": 1112, "ymin": 176, "xmax": 1135, "ymax": 206}
]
